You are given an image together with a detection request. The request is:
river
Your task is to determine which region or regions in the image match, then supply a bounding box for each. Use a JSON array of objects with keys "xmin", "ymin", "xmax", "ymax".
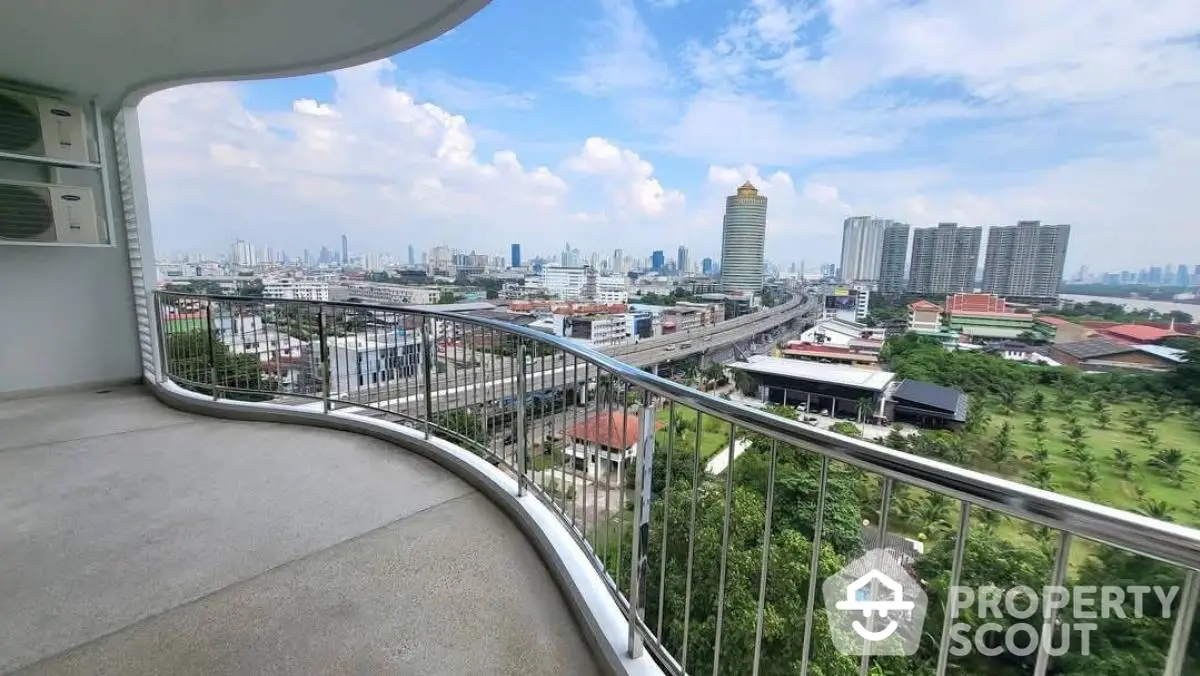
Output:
[{"xmin": 1060, "ymin": 293, "xmax": 1199, "ymax": 318}]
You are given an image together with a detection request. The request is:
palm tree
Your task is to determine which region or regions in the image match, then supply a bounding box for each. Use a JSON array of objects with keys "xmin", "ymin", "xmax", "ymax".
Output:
[
  {"xmin": 913, "ymin": 493, "xmax": 953, "ymax": 538},
  {"xmin": 1028, "ymin": 465, "xmax": 1055, "ymax": 490},
  {"xmin": 1137, "ymin": 499, "xmax": 1175, "ymax": 523},
  {"xmin": 1065, "ymin": 423, "xmax": 1086, "ymax": 444},
  {"xmin": 987, "ymin": 422, "xmax": 1015, "ymax": 468},
  {"xmin": 998, "ymin": 387, "xmax": 1019, "ymax": 415},
  {"xmin": 1148, "ymin": 448, "xmax": 1188, "ymax": 487},
  {"xmin": 1095, "ymin": 406, "xmax": 1111, "ymax": 429},
  {"xmin": 1027, "ymin": 412, "xmax": 1048, "ymax": 435},
  {"xmin": 1110, "ymin": 448, "xmax": 1134, "ymax": 478},
  {"xmin": 1024, "ymin": 436, "xmax": 1050, "ymax": 465},
  {"xmin": 1026, "ymin": 390, "xmax": 1047, "ymax": 414},
  {"xmin": 1078, "ymin": 463, "xmax": 1100, "ymax": 494}
]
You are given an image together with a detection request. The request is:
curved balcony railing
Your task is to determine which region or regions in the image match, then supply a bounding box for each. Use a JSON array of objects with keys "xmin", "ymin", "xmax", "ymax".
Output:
[{"xmin": 152, "ymin": 290, "xmax": 1200, "ymax": 676}]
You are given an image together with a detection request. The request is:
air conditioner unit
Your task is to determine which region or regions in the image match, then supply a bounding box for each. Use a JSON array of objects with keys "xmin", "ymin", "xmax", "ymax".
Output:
[
  {"xmin": 0, "ymin": 89, "xmax": 92, "ymax": 163},
  {"xmin": 0, "ymin": 180, "xmax": 102, "ymax": 244}
]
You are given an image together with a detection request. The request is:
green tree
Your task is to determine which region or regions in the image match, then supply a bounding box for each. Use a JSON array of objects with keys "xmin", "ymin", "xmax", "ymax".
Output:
[
  {"xmin": 829, "ymin": 421, "xmax": 862, "ymax": 437},
  {"xmin": 1137, "ymin": 498, "xmax": 1175, "ymax": 522},
  {"xmin": 1110, "ymin": 448, "xmax": 1134, "ymax": 478},
  {"xmin": 986, "ymin": 421, "xmax": 1015, "ymax": 468},
  {"xmin": 165, "ymin": 329, "xmax": 269, "ymax": 400},
  {"xmin": 1096, "ymin": 406, "xmax": 1111, "ymax": 429},
  {"xmin": 1147, "ymin": 448, "xmax": 1188, "ymax": 486}
]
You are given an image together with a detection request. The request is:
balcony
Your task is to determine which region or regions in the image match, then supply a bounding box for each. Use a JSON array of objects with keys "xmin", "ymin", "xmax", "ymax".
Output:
[{"xmin": 0, "ymin": 385, "xmax": 605, "ymax": 675}]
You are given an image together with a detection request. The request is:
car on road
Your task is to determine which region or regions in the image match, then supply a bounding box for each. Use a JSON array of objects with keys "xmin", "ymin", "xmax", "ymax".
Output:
[
  {"xmin": 702, "ymin": 336, "xmax": 711, "ymax": 342},
  {"xmin": 665, "ymin": 345, "xmax": 678, "ymax": 352}
]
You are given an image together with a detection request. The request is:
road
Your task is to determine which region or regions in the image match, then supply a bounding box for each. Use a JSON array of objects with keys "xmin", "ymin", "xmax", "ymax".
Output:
[{"xmin": 325, "ymin": 295, "xmax": 817, "ymax": 409}]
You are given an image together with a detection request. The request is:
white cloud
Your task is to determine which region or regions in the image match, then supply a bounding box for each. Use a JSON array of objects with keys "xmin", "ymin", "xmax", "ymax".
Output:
[
  {"xmin": 139, "ymin": 60, "xmax": 687, "ymax": 257},
  {"xmin": 564, "ymin": 137, "xmax": 685, "ymax": 217}
]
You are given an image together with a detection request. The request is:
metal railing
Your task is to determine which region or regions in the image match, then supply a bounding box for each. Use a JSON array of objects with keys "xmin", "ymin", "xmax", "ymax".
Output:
[{"xmin": 153, "ymin": 291, "xmax": 1200, "ymax": 675}]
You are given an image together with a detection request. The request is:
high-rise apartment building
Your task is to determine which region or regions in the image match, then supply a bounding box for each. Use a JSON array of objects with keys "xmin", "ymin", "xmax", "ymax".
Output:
[
  {"xmin": 878, "ymin": 223, "xmax": 910, "ymax": 295},
  {"xmin": 407, "ymin": 245, "xmax": 415, "ymax": 265},
  {"xmin": 340, "ymin": 234, "xmax": 348, "ymax": 265},
  {"xmin": 1176, "ymin": 264, "xmax": 1190, "ymax": 288},
  {"xmin": 720, "ymin": 181, "xmax": 768, "ymax": 294},
  {"xmin": 981, "ymin": 221, "xmax": 1071, "ymax": 299},
  {"xmin": 839, "ymin": 217, "xmax": 889, "ymax": 284},
  {"xmin": 677, "ymin": 246, "xmax": 689, "ymax": 275},
  {"xmin": 908, "ymin": 223, "xmax": 982, "ymax": 295},
  {"xmin": 651, "ymin": 250, "xmax": 665, "ymax": 272},
  {"xmin": 702, "ymin": 257, "xmax": 714, "ymax": 276},
  {"xmin": 511, "ymin": 243, "xmax": 521, "ymax": 268}
]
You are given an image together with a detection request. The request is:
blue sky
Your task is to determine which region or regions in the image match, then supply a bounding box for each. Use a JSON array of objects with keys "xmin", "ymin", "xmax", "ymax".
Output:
[{"xmin": 141, "ymin": 0, "xmax": 1200, "ymax": 272}]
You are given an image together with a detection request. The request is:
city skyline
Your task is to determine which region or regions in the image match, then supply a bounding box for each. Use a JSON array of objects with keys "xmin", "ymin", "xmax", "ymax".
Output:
[{"xmin": 137, "ymin": 0, "xmax": 1200, "ymax": 272}]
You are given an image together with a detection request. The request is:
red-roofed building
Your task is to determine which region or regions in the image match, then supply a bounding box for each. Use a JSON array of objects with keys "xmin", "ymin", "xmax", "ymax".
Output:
[
  {"xmin": 781, "ymin": 342, "xmax": 880, "ymax": 366},
  {"xmin": 907, "ymin": 300, "xmax": 943, "ymax": 333},
  {"xmin": 946, "ymin": 293, "xmax": 1009, "ymax": 314},
  {"xmin": 563, "ymin": 411, "xmax": 662, "ymax": 481},
  {"xmin": 1100, "ymin": 324, "xmax": 1183, "ymax": 345}
]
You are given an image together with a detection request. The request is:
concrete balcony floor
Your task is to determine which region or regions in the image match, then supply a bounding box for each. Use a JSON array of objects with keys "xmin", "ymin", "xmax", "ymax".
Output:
[{"xmin": 0, "ymin": 387, "xmax": 599, "ymax": 675}]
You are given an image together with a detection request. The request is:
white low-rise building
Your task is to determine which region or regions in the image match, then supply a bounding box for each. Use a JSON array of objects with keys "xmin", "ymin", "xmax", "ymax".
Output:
[
  {"xmin": 799, "ymin": 318, "xmax": 883, "ymax": 347},
  {"xmin": 528, "ymin": 267, "xmax": 628, "ymax": 303},
  {"xmin": 338, "ymin": 282, "xmax": 440, "ymax": 306},
  {"xmin": 324, "ymin": 329, "xmax": 424, "ymax": 396},
  {"xmin": 264, "ymin": 279, "xmax": 331, "ymax": 302}
]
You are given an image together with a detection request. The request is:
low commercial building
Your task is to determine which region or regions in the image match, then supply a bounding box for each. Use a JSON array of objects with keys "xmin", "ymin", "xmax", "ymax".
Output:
[
  {"xmin": 323, "ymin": 329, "xmax": 424, "ymax": 396},
  {"xmin": 661, "ymin": 306, "xmax": 704, "ymax": 334},
  {"xmin": 729, "ymin": 356, "xmax": 896, "ymax": 419},
  {"xmin": 799, "ymin": 318, "xmax": 883, "ymax": 347},
  {"xmin": 1032, "ymin": 315, "xmax": 1092, "ymax": 343},
  {"xmin": 675, "ymin": 301, "xmax": 725, "ymax": 325},
  {"xmin": 780, "ymin": 342, "xmax": 880, "ymax": 367},
  {"xmin": 1098, "ymin": 324, "xmax": 1185, "ymax": 345},
  {"xmin": 887, "ymin": 380, "xmax": 969, "ymax": 428},
  {"xmin": 562, "ymin": 314, "xmax": 630, "ymax": 348},
  {"xmin": 339, "ymin": 282, "xmax": 440, "ymax": 306},
  {"xmin": 1048, "ymin": 339, "xmax": 1186, "ymax": 373},
  {"xmin": 263, "ymin": 279, "xmax": 331, "ymax": 302}
]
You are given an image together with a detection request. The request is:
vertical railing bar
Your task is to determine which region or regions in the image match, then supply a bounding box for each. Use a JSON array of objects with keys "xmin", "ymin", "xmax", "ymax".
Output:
[
  {"xmin": 421, "ymin": 316, "xmax": 433, "ymax": 437},
  {"xmin": 516, "ymin": 339, "xmax": 528, "ymax": 497},
  {"xmin": 712, "ymin": 421, "xmax": 738, "ymax": 676},
  {"xmin": 617, "ymin": 379, "xmax": 631, "ymax": 591},
  {"xmin": 655, "ymin": 400, "xmax": 677, "ymax": 637},
  {"xmin": 1033, "ymin": 532, "xmax": 1073, "ymax": 676},
  {"xmin": 680, "ymin": 407, "xmax": 702, "ymax": 672},
  {"xmin": 628, "ymin": 400, "xmax": 656, "ymax": 658},
  {"xmin": 1164, "ymin": 569, "xmax": 1200, "ymax": 676},
  {"xmin": 936, "ymin": 502, "xmax": 972, "ymax": 676},
  {"xmin": 206, "ymin": 302, "xmax": 218, "ymax": 400},
  {"xmin": 799, "ymin": 456, "xmax": 831, "ymax": 676},
  {"xmin": 751, "ymin": 439, "xmax": 779, "ymax": 676},
  {"xmin": 860, "ymin": 477, "xmax": 895, "ymax": 676}
]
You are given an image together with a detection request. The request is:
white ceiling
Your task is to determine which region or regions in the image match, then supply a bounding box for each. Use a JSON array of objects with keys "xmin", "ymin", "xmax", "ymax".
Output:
[{"xmin": 0, "ymin": 0, "xmax": 491, "ymax": 110}]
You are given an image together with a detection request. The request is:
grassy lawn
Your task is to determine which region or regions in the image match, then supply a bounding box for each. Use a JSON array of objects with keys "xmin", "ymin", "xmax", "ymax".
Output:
[
  {"xmin": 655, "ymin": 407, "xmax": 730, "ymax": 461},
  {"xmin": 979, "ymin": 392, "xmax": 1200, "ymax": 527}
]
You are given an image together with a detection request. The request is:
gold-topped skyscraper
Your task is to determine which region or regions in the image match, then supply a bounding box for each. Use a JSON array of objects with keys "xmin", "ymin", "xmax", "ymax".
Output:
[{"xmin": 720, "ymin": 181, "xmax": 768, "ymax": 294}]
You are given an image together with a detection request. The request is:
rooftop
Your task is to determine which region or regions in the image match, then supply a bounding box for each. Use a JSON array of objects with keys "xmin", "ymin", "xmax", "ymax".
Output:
[
  {"xmin": 1053, "ymin": 338, "xmax": 1137, "ymax": 359},
  {"xmin": 892, "ymin": 380, "xmax": 969, "ymax": 423},
  {"xmin": 907, "ymin": 299, "xmax": 942, "ymax": 312},
  {"xmin": 729, "ymin": 355, "xmax": 896, "ymax": 391},
  {"xmin": 565, "ymin": 411, "xmax": 660, "ymax": 450},
  {"xmin": 1034, "ymin": 315, "xmax": 1080, "ymax": 327},
  {"xmin": 1104, "ymin": 324, "xmax": 1183, "ymax": 343},
  {"xmin": 0, "ymin": 387, "xmax": 597, "ymax": 675}
]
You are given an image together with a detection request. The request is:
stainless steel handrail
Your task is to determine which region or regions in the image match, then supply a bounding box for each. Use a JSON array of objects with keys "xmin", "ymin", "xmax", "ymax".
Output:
[{"xmin": 154, "ymin": 290, "xmax": 1200, "ymax": 572}]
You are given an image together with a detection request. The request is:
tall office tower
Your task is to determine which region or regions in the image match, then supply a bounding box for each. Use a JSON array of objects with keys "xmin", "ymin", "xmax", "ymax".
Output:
[
  {"xmin": 339, "ymin": 234, "xmax": 348, "ymax": 265},
  {"xmin": 981, "ymin": 221, "xmax": 1071, "ymax": 299},
  {"xmin": 908, "ymin": 223, "xmax": 982, "ymax": 295},
  {"xmin": 407, "ymin": 245, "xmax": 415, "ymax": 265},
  {"xmin": 612, "ymin": 249, "xmax": 623, "ymax": 274},
  {"xmin": 1148, "ymin": 266, "xmax": 1163, "ymax": 284},
  {"xmin": 303, "ymin": 249, "xmax": 311, "ymax": 266},
  {"xmin": 1194, "ymin": 264, "xmax": 1200, "ymax": 280},
  {"xmin": 677, "ymin": 245, "xmax": 689, "ymax": 275},
  {"xmin": 651, "ymin": 250, "xmax": 665, "ymax": 272},
  {"xmin": 1177, "ymin": 264, "xmax": 1190, "ymax": 287},
  {"xmin": 510, "ymin": 243, "xmax": 521, "ymax": 268},
  {"xmin": 878, "ymin": 222, "xmax": 910, "ymax": 294},
  {"xmin": 702, "ymin": 257, "xmax": 714, "ymax": 276},
  {"xmin": 720, "ymin": 181, "xmax": 768, "ymax": 294},
  {"xmin": 839, "ymin": 216, "xmax": 889, "ymax": 284}
]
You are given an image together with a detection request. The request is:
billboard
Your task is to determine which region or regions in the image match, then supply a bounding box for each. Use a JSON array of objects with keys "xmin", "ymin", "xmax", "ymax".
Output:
[{"xmin": 824, "ymin": 287, "xmax": 859, "ymax": 310}]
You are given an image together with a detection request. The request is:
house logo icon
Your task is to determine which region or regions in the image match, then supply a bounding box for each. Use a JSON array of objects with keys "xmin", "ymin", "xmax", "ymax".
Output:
[{"xmin": 823, "ymin": 548, "xmax": 928, "ymax": 656}]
